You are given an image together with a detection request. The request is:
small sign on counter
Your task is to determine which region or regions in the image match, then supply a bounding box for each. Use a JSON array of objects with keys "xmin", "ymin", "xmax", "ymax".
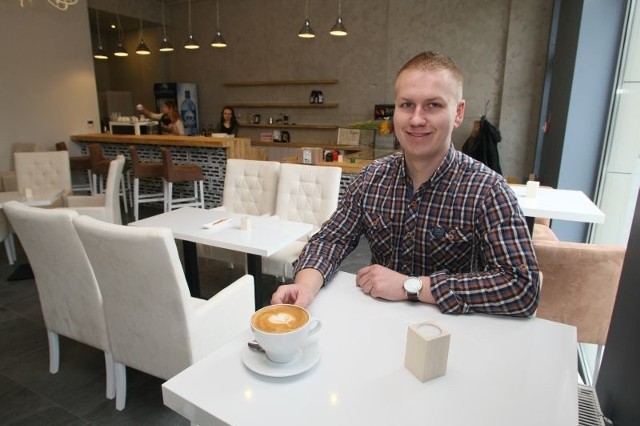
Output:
[{"xmin": 337, "ymin": 128, "xmax": 361, "ymax": 146}]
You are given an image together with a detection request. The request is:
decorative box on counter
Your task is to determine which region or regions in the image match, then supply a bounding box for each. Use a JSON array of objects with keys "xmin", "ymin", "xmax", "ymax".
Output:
[{"xmin": 297, "ymin": 147, "xmax": 324, "ymax": 164}]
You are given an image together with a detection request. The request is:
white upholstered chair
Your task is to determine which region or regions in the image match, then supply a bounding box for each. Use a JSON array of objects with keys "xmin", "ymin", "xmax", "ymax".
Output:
[
  {"xmin": 62, "ymin": 155, "xmax": 125, "ymax": 225},
  {"xmin": 533, "ymin": 240, "xmax": 626, "ymax": 385},
  {"xmin": 73, "ymin": 215, "xmax": 255, "ymax": 411},
  {"xmin": 262, "ymin": 163, "xmax": 342, "ymax": 280},
  {"xmin": 197, "ymin": 159, "xmax": 281, "ymax": 267},
  {"xmin": 0, "ymin": 142, "xmax": 38, "ymax": 192},
  {"xmin": 14, "ymin": 150, "xmax": 72, "ymax": 207},
  {"xmin": 0, "ymin": 210, "xmax": 17, "ymax": 265},
  {"xmin": 2, "ymin": 201, "xmax": 115, "ymax": 400}
]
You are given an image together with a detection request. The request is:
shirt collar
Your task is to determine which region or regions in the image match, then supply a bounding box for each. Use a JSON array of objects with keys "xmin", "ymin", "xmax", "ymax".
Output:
[{"xmin": 401, "ymin": 145, "xmax": 458, "ymax": 190}]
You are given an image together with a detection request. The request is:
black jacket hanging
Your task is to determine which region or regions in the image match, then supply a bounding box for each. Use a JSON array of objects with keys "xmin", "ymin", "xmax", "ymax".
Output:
[{"xmin": 462, "ymin": 115, "xmax": 503, "ymax": 175}]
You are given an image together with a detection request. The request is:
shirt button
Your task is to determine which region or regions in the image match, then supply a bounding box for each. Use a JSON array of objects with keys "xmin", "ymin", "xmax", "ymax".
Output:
[
  {"xmin": 410, "ymin": 201, "xmax": 418, "ymax": 209},
  {"xmin": 446, "ymin": 233, "xmax": 455, "ymax": 241},
  {"xmin": 406, "ymin": 231, "xmax": 414, "ymax": 239},
  {"xmin": 518, "ymin": 264, "xmax": 528, "ymax": 272}
]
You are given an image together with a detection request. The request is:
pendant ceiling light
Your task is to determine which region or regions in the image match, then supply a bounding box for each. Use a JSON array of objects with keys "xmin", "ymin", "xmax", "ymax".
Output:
[
  {"xmin": 184, "ymin": 0, "xmax": 200, "ymax": 49},
  {"xmin": 298, "ymin": 0, "xmax": 315, "ymax": 39},
  {"xmin": 93, "ymin": 9, "xmax": 108, "ymax": 60},
  {"xmin": 329, "ymin": 0, "xmax": 347, "ymax": 36},
  {"xmin": 114, "ymin": 3, "xmax": 128, "ymax": 57},
  {"xmin": 159, "ymin": 0, "xmax": 174, "ymax": 52},
  {"xmin": 210, "ymin": 0, "xmax": 227, "ymax": 48},
  {"xmin": 135, "ymin": 9, "xmax": 151, "ymax": 55}
]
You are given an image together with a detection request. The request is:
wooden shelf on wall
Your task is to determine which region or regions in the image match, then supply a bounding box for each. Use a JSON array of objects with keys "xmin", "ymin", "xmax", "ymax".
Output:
[
  {"xmin": 240, "ymin": 123, "xmax": 339, "ymax": 130},
  {"xmin": 229, "ymin": 103, "xmax": 338, "ymax": 109},
  {"xmin": 224, "ymin": 79, "xmax": 339, "ymax": 87}
]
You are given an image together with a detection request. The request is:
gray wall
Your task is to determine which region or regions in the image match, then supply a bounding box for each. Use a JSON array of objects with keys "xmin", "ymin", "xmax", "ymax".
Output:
[
  {"xmin": 0, "ymin": 0, "xmax": 552, "ymax": 183},
  {"xmin": 92, "ymin": 0, "xmax": 553, "ymax": 182}
]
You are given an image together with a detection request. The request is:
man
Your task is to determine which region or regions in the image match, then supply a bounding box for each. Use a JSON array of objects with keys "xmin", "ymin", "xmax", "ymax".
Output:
[{"xmin": 272, "ymin": 51, "xmax": 540, "ymax": 317}]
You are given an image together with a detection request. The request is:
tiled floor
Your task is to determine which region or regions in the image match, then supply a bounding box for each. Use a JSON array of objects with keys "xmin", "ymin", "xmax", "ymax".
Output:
[{"xmin": 0, "ymin": 205, "xmax": 372, "ymax": 425}]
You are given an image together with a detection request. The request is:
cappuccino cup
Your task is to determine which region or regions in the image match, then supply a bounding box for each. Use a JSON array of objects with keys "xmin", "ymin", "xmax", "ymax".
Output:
[{"xmin": 251, "ymin": 304, "xmax": 321, "ymax": 363}]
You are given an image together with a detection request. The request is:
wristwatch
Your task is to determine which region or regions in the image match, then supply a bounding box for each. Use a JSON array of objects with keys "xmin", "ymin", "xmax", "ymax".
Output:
[{"xmin": 403, "ymin": 276, "xmax": 423, "ymax": 302}]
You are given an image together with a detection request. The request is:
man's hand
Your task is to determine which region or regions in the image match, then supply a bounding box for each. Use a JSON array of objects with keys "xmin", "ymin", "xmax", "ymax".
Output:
[{"xmin": 270, "ymin": 269, "xmax": 324, "ymax": 307}]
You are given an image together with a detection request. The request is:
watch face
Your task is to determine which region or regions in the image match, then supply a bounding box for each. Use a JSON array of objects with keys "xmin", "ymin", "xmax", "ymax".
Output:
[{"xmin": 404, "ymin": 277, "xmax": 422, "ymax": 293}]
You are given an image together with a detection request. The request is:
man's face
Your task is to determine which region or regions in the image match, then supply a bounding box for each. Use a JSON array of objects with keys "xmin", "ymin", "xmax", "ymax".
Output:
[{"xmin": 393, "ymin": 68, "xmax": 465, "ymax": 161}]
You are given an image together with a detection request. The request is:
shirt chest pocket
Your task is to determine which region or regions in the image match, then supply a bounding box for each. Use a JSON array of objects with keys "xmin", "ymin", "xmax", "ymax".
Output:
[
  {"xmin": 427, "ymin": 227, "xmax": 475, "ymax": 271},
  {"xmin": 362, "ymin": 211, "xmax": 395, "ymax": 258}
]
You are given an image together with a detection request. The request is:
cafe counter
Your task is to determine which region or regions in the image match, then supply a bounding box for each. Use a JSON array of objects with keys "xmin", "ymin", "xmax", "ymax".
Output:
[{"xmin": 71, "ymin": 133, "xmax": 265, "ymax": 208}]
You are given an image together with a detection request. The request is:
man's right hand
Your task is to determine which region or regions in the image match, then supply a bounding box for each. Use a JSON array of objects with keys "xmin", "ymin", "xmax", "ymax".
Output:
[{"xmin": 270, "ymin": 269, "xmax": 324, "ymax": 307}]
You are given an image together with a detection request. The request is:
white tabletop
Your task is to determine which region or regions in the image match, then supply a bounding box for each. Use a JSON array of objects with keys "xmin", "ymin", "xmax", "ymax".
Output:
[
  {"xmin": 162, "ymin": 271, "xmax": 578, "ymax": 426},
  {"xmin": 0, "ymin": 188, "xmax": 64, "ymax": 209},
  {"xmin": 129, "ymin": 207, "xmax": 313, "ymax": 257},
  {"xmin": 509, "ymin": 184, "xmax": 605, "ymax": 224}
]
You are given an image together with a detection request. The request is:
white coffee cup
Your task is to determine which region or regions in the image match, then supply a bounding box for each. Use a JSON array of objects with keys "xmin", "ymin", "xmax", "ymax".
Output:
[{"xmin": 251, "ymin": 304, "xmax": 321, "ymax": 363}]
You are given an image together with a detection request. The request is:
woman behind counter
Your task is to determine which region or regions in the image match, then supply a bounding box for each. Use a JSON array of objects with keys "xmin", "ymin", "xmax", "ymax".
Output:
[
  {"xmin": 137, "ymin": 101, "xmax": 185, "ymax": 136},
  {"xmin": 215, "ymin": 106, "xmax": 239, "ymax": 136}
]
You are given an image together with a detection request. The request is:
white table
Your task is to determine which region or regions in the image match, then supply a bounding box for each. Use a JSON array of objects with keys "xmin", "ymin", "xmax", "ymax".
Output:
[
  {"xmin": 129, "ymin": 207, "xmax": 313, "ymax": 307},
  {"xmin": 0, "ymin": 188, "xmax": 64, "ymax": 208},
  {"xmin": 162, "ymin": 271, "xmax": 578, "ymax": 426},
  {"xmin": 509, "ymin": 184, "xmax": 605, "ymax": 232}
]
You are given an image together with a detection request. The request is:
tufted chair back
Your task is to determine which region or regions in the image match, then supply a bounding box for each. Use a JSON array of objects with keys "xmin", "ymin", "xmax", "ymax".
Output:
[
  {"xmin": 14, "ymin": 151, "xmax": 72, "ymax": 205},
  {"xmin": 274, "ymin": 163, "xmax": 342, "ymax": 229},
  {"xmin": 221, "ymin": 159, "xmax": 281, "ymax": 216},
  {"xmin": 261, "ymin": 163, "xmax": 342, "ymax": 280}
]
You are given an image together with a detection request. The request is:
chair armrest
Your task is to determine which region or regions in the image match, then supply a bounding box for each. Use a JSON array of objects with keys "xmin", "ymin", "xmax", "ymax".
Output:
[
  {"xmin": 65, "ymin": 194, "xmax": 105, "ymax": 208},
  {"xmin": 189, "ymin": 274, "xmax": 255, "ymax": 361}
]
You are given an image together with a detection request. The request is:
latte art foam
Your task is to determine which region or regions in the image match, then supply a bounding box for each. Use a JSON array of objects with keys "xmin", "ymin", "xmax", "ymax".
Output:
[{"xmin": 252, "ymin": 305, "xmax": 308, "ymax": 333}]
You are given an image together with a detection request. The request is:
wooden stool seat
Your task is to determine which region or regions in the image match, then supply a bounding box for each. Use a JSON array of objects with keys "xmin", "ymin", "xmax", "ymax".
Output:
[
  {"xmin": 128, "ymin": 146, "xmax": 164, "ymax": 220},
  {"xmin": 160, "ymin": 148, "xmax": 204, "ymax": 212}
]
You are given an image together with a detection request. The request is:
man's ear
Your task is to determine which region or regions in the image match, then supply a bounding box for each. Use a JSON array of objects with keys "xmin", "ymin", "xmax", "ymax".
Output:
[{"xmin": 454, "ymin": 99, "xmax": 465, "ymax": 128}]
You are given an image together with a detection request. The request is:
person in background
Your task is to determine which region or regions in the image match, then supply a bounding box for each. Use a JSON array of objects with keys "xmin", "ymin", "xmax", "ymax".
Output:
[
  {"xmin": 215, "ymin": 106, "xmax": 239, "ymax": 135},
  {"xmin": 271, "ymin": 51, "xmax": 540, "ymax": 317},
  {"xmin": 137, "ymin": 101, "xmax": 185, "ymax": 136}
]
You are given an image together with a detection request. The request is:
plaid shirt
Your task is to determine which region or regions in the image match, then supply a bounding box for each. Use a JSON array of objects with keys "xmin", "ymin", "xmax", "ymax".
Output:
[{"xmin": 294, "ymin": 146, "xmax": 540, "ymax": 317}]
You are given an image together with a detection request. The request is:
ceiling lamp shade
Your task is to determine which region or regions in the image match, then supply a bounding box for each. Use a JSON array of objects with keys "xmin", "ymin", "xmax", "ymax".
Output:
[
  {"xmin": 298, "ymin": 19, "xmax": 315, "ymax": 38},
  {"xmin": 184, "ymin": 0, "xmax": 200, "ymax": 49},
  {"xmin": 159, "ymin": 37, "xmax": 174, "ymax": 52},
  {"xmin": 136, "ymin": 39, "xmax": 151, "ymax": 55},
  {"xmin": 211, "ymin": 31, "xmax": 227, "ymax": 48},
  {"xmin": 329, "ymin": 0, "xmax": 347, "ymax": 36},
  {"xmin": 159, "ymin": 0, "xmax": 174, "ymax": 52},
  {"xmin": 136, "ymin": 10, "xmax": 150, "ymax": 55},
  {"xmin": 114, "ymin": 42, "xmax": 128, "ymax": 57},
  {"xmin": 298, "ymin": 0, "xmax": 315, "ymax": 38},
  {"xmin": 210, "ymin": 0, "xmax": 227, "ymax": 48},
  {"xmin": 93, "ymin": 9, "xmax": 108, "ymax": 60},
  {"xmin": 114, "ymin": 2, "xmax": 128, "ymax": 57},
  {"xmin": 184, "ymin": 34, "xmax": 200, "ymax": 49}
]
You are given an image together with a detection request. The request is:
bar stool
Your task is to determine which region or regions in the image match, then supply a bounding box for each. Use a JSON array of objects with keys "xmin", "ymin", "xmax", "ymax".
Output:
[
  {"xmin": 56, "ymin": 141, "xmax": 92, "ymax": 194},
  {"xmin": 128, "ymin": 145, "xmax": 164, "ymax": 221},
  {"xmin": 159, "ymin": 148, "xmax": 204, "ymax": 212},
  {"xmin": 88, "ymin": 144, "xmax": 130, "ymax": 213}
]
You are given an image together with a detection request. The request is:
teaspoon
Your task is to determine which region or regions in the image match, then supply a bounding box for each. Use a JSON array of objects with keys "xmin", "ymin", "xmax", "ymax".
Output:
[{"xmin": 248, "ymin": 340, "xmax": 265, "ymax": 353}]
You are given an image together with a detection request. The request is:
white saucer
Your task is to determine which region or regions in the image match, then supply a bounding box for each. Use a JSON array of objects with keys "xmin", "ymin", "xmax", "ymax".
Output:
[{"xmin": 241, "ymin": 340, "xmax": 320, "ymax": 378}]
